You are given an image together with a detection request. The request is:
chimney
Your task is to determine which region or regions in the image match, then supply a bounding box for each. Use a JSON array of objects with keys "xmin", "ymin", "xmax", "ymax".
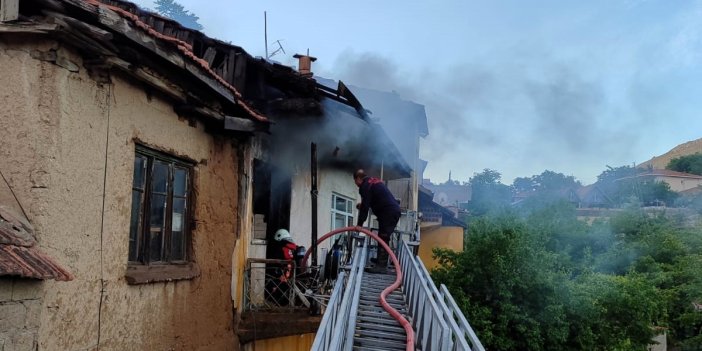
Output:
[{"xmin": 293, "ymin": 53, "xmax": 317, "ymax": 78}]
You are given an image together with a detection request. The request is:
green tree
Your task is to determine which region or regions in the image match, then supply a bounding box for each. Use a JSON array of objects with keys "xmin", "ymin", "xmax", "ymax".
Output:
[
  {"xmin": 667, "ymin": 153, "xmax": 702, "ymax": 176},
  {"xmin": 675, "ymin": 191, "xmax": 702, "ymax": 213},
  {"xmin": 432, "ymin": 216, "xmax": 570, "ymax": 350},
  {"xmin": 617, "ymin": 179, "xmax": 678, "ymax": 206},
  {"xmin": 513, "ymin": 176, "xmax": 535, "ymax": 193},
  {"xmin": 467, "ymin": 169, "xmax": 512, "ymax": 216},
  {"xmin": 154, "ymin": 0, "xmax": 204, "ymax": 30},
  {"xmin": 595, "ymin": 165, "xmax": 678, "ymax": 206},
  {"xmin": 532, "ymin": 170, "xmax": 580, "ymax": 192},
  {"xmin": 430, "ymin": 205, "xmax": 695, "ymax": 350},
  {"xmin": 512, "ymin": 170, "xmax": 580, "ymax": 195},
  {"xmin": 595, "ymin": 165, "xmax": 639, "ymax": 206},
  {"xmin": 510, "ymin": 170, "xmax": 581, "ymax": 212}
]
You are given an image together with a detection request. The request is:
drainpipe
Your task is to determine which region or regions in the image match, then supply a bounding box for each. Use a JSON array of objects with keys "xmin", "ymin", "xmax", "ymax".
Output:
[
  {"xmin": 310, "ymin": 142, "xmax": 318, "ymax": 266},
  {"xmin": 380, "ymin": 159, "xmax": 384, "ymax": 181}
]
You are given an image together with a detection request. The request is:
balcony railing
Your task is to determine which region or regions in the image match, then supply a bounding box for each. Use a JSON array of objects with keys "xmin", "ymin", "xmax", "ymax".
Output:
[{"xmin": 242, "ymin": 258, "xmax": 309, "ymax": 311}]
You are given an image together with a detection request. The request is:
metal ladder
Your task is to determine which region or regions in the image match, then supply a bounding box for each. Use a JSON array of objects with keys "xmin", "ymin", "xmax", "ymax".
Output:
[
  {"xmin": 311, "ymin": 230, "xmax": 485, "ymax": 351},
  {"xmin": 354, "ymin": 271, "xmax": 410, "ymax": 350}
]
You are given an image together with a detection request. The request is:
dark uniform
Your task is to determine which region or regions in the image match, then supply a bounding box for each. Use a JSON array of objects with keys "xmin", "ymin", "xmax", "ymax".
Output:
[{"xmin": 357, "ymin": 176, "xmax": 401, "ymax": 268}]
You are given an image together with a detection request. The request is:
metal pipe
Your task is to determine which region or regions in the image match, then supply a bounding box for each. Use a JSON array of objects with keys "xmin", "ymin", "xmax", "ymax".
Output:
[
  {"xmin": 310, "ymin": 142, "xmax": 318, "ymax": 266},
  {"xmin": 264, "ymin": 11, "xmax": 268, "ymax": 58}
]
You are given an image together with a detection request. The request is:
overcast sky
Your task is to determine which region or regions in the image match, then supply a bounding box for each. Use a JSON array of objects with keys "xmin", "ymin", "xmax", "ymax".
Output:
[{"xmin": 135, "ymin": 0, "xmax": 702, "ymax": 184}]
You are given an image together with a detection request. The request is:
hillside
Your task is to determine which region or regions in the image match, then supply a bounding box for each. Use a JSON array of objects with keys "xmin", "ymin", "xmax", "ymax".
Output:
[{"xmin": 638, "ymin": 137, "xmax": 702, "ymax": 169}]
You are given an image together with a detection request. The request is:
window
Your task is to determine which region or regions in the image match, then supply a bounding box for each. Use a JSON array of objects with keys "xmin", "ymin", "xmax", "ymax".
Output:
[
  {"xmin": 331, "ymin": 193, "xmax": 354, "ymax": 230},
  {"xmin": 129, "ymin": 146, "xmax": 192, "ymax": 265}
]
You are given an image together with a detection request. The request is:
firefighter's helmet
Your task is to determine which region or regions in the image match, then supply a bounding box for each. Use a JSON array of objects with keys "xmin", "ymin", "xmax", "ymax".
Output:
[{"xmin": 274, "ymin": 229, "xmax": 292, "ymax": 242}]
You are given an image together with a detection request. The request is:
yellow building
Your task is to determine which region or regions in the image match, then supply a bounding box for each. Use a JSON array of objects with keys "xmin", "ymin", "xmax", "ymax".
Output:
[
  {"xmin": 621, "ymin": 169, "xmax": 702, "ymax": 193},
  {"xmin": 417, "ymin": 186, "xmax": 466, "ymax": 270}
]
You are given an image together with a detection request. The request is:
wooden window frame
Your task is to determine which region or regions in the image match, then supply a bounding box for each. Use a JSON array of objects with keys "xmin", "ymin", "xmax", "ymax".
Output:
[{"xmin": 126, "ymin": 145, "xmax": 198, "ymax": 284}]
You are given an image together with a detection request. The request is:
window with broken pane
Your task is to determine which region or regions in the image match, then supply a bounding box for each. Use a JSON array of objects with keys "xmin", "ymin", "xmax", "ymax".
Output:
[{"xmin": 128, "ymin": 146, "xmax": 192, "ymax": 265}]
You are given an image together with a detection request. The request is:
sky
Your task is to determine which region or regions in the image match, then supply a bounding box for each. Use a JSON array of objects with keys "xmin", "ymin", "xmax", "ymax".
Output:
[{"xmin": 135, "ymin": 0, "xmax": 702, "ymax": 185}]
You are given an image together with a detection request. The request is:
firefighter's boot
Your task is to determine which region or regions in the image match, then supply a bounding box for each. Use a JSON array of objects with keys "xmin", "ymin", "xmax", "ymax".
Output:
[{"xmin": 366, "ymin": 247, "xmax": 388, "ymax": 274}]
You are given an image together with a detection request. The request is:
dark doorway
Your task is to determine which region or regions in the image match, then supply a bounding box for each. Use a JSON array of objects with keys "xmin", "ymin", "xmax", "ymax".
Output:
[{"xmin": 252, "ymin": 159, "xmax": 292, "ymax": 259}]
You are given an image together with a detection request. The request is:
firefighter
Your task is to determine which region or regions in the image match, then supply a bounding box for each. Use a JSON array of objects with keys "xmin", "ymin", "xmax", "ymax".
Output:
[
  {"xmin": 274, "ymin": 228, "xmax": 298, "ymax": 261},
  {"xmin": 354, "ymin": 169, "xmax": 401, "ymax": 273},
  {"xmin": 267, "ymin": 229, "xmax": 297, "ymax": 305}
]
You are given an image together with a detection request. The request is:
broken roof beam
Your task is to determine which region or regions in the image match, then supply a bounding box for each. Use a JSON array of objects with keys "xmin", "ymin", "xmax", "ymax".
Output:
[
  {"xmin": 44, "ymin": 9, "xmax": 113, "ymax": 42},
  {"xmin": 315, "ymin": 81, "xmax": 370, "ymax": 122},
  {"xmin": 202, "ymin": 46, "xmax": 217, "ymax": 67},
  {"xmin": 0, "ymin": 22, "xmax": 58, "ymax": 34},
  {"xmin": 223, "ymin": 115, "xmax": 266, "ymax": 133},
  {"xmin": 106, "ymin": 56, "xmax": 188, "ymax": 101},
  {"xmin": 43, "ymin": 10, "xmax": 118, "ymax": 55}
]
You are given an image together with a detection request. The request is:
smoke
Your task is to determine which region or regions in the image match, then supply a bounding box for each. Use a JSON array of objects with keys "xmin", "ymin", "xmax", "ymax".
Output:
[
  {"xmin": 320, "ymin": 50, "xmax": 645, "ymax": 184},
  {"xmin": 266, "ymin": 99, "xmax": 394, "ymax": 177}
]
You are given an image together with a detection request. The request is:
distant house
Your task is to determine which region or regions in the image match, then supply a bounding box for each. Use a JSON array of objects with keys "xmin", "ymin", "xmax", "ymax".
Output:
[
  {"xmin": 576, "ymin": 184, "xmax": 614, "ymax": 208},
  {"xmin": 618, "ymin": 169, "xmax": 702, "ymax": 193},
  {"xmin": 511, "ymin": 187, "xmax": 580, "ymax": 207},
  {"xmin": 422, "ymin": 179, "xmax": 472, "ymax": 208}
]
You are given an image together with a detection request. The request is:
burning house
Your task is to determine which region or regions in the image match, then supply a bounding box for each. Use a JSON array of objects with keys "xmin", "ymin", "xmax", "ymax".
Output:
[
  {"xmin": 314, "ymin": 79, "xmax": 430, "ymax": 240},
  {"xmin": 0, "ymin": 0, "xmax": 414, "ymax": 349}
]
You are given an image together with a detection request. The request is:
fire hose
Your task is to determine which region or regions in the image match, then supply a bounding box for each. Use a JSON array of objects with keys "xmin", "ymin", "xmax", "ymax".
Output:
[{"xmin": 302, "ymin": 226, "xmax": 415, "ymax": 351}]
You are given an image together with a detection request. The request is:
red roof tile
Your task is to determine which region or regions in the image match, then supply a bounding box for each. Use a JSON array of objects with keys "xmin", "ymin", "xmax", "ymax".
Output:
[
  {"xmin": 0, "ymin": 207, "xmax": 73, "ymax": 281},
  {"xmin": 645, "ymin": 169, "xmax": 702, "ymax": 179},
  {"xmin": 0, "ymin": 244, "xmax": 74, "ymax": 281},
  {"xmin": 617, "ymin": 169, "xmax": 702, "ymax": 181}
]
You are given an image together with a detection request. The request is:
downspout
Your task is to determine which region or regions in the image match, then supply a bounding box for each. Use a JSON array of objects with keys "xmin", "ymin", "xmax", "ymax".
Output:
[
  {"xmin": 310, "ymin": 142, "xmax": 318, "ymax": 266},
  {"xmin": 380, "ymin": 159, "xmax": 384, "ymax": 181}
]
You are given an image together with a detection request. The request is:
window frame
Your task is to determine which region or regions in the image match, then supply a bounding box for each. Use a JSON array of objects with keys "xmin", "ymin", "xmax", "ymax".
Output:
[
  {"xmin": 129, "ymin": 145, "xmax": 194, "ymax": 267},
  {"xmin": 331, "ymin": 193, "xmax": 355, "ymax": 231}
]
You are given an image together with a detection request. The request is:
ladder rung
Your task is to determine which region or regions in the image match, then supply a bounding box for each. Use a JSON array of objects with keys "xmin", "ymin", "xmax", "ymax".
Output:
[
  {"xmin": 353, "ymin": 346, "xmax": 393, "ymax": 351},
  {"xmin": 359, "ymin": 295, "xmax": 405, "ymax": 304},
  {"xmin": 354, "ymin": 337, "xmax": 406, "ymax": 350},
  {"xmin": 356, "ymin": 329, "xmax": 407, "ymax": 341},
  {"xmin": 356, "ymin": 322, "xmax": 406, "ymax": 334},
  {"xmin": 359, "ymin": 303, "xmax": 407, "ymax": 312},
  {"xmin": 356, "ymin": 319, "xmax": 402, "ymax": 328}
]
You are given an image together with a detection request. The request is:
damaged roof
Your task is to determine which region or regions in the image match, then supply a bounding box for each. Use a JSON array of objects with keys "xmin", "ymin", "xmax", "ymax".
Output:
[
  {"xmin": 0, "ymin": 206, "xmax": 74, "ymax": 281},
  {"xmin": 10, "ymin": 0, "xmax": 323, "ymax": 129}
]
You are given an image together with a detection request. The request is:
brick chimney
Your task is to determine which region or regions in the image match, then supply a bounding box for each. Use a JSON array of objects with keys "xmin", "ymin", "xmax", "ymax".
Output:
[{"xmin": 293, "ymin": 53, "xmax": 317, "ymax": 78}]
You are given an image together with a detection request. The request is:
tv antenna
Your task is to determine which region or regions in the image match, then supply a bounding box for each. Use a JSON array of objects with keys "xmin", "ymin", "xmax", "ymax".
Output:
[
  {"xmin": 264, "ymin": 11, "xmax": 286, "ymax": 59},
  {"xmin": 268, "ymin": 40, "xmax": 286, "ymax": 59}
]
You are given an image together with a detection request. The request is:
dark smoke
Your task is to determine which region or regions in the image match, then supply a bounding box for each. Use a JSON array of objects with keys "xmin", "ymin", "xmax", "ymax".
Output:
[
  {"xmin": 267, "ymin": 98, "xmax": 398, "ymax": 176},
  {"xmin": 319, "ymin": 50, "xmax": 643, "ymax": 184}
]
